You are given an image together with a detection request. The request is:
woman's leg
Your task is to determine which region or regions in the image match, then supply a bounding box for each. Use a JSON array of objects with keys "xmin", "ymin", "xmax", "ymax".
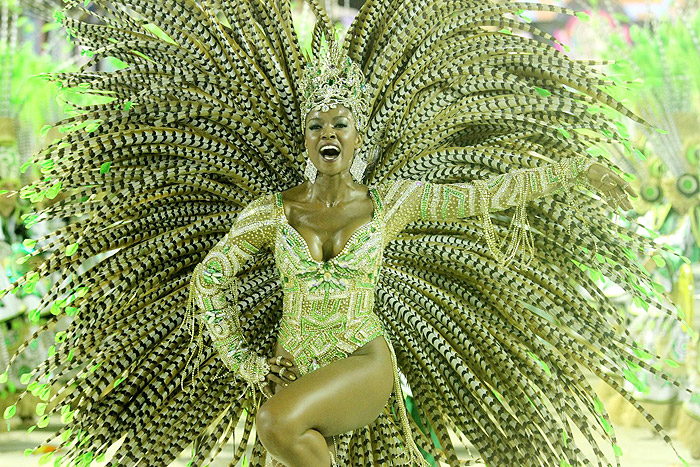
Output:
[{"xmin": 256, "ymin": 336, "xmax": 394, "ymax": 467}]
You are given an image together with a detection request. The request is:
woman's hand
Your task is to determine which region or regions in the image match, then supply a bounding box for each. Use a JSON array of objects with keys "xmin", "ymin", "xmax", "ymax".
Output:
[
  {"xmin": 586, "ymin": 162, "xmax": 636, "ymax": 210},
  {"xmin": 261, "ymin": 356, "xmax": 299, "ymax": 398}
]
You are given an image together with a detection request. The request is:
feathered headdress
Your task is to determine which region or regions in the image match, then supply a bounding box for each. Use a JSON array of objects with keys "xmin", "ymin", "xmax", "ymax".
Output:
[{"xmin": 300, "ymin": 40, "xmax": 369, "ymax": 130}]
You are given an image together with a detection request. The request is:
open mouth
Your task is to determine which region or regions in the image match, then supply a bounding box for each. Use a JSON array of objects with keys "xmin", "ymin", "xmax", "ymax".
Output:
[{"xmin": 320, "ymin": 145, "xmax": 341, "ymax": 161}]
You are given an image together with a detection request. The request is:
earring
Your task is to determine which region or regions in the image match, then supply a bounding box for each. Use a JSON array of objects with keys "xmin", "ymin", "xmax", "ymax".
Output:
[
  {"xmin": 350, "ymin": 155, "xmax": 366, "ymax": 183},
  {"xmin": 304, "ymin": 154, "xmax": 317, "ymax": 183}
]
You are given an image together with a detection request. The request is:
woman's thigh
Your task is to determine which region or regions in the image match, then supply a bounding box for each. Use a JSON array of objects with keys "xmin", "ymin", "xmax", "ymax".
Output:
[{"xmin": 263, "ymin": 336, "xmax": 394, "ymax": 437}]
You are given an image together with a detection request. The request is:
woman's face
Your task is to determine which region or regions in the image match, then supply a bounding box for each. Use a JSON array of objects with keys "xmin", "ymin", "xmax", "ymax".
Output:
[{"xmin": 305, "ymin": 106, "xmax": 362, "ymax": 178}]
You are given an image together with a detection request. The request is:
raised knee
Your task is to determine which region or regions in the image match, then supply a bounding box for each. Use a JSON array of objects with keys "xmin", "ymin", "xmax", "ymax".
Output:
[{"xmin": 256, "ymin": 401, "xmax": 302, "ymax": 453}]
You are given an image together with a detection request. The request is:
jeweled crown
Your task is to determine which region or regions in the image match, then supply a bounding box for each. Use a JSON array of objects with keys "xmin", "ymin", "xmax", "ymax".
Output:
[{"xmin": 300, "ymin": 41, "xmax": 369, "ymax": 131}]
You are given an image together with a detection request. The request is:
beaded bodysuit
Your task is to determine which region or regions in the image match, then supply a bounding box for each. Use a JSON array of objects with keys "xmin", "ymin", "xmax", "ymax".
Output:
[{"xmin": 192, "ymin": 159, "xmax": 586, "ymax": 376}]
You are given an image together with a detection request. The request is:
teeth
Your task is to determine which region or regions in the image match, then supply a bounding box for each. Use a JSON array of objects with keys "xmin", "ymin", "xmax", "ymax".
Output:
[{"xmin": 320, "ymin": 145, "xmax": 341, "ymax": 159}]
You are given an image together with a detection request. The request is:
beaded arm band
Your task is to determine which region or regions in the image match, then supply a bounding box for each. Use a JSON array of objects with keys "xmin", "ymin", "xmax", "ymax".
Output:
[
  {"xmin": 472, "ymin": 156, "xmax": 593, "ymax": 265},
  {"xmin": 184, "ymin": 198, "xmax": 276, "ymax": 393},
  {"xmin": 185, "ymin": 263, "xmax": 270, "ymax": 392},
  {"xmin": 414, "ymin": 156, "xmax": 593, "ymax": 266}
]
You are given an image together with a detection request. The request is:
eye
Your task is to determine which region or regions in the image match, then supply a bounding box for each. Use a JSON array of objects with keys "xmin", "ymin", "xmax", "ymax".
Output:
[
  {"xmin": 334, "ymin": 123, "xmax": 347, "ymax": 129},
  {"xmin": 309, "ymin": 124, "xmax": 321, "ymax": 130}
]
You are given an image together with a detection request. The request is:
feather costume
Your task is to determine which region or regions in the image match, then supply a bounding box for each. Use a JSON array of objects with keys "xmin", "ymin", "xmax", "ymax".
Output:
[
  {"xmin": 0, "ymin": 1, "xmax": 696, "ymax": 466},
  {"xmin": 574, "ymin": 4, "xmax": 700, "ymax": 458}
]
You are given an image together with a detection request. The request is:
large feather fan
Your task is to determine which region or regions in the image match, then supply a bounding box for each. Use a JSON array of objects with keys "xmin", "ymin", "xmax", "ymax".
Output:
[{"xmin": 1, "ymin": 1, "xmax": 696, "ymax": 466}]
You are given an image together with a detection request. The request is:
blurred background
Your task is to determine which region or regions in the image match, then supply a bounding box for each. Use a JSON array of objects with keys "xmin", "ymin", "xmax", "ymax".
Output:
[{"xmin": 0, "ymin": 0, "xmax": 699, "ymax": 465}]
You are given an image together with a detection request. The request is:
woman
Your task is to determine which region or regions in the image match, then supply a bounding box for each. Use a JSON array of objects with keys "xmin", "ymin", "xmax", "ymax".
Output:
[
  {"xmin": 189, "ymin": 49, "xmax": 635, "ymax": 465},
  {"xmin": 3, "ymin": 1, "xmax": 690, "ymax": 466}
]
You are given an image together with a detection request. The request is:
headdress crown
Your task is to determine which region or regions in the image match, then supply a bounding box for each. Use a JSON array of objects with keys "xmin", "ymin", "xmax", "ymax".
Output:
[{"xmin": 300, "ymin": 41, "xmax": 369, "ymax": 130}]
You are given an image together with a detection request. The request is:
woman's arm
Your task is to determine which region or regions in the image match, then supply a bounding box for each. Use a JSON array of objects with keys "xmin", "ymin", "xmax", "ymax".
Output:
[
  {"xmin": 187, "ymin": 194, "xmax": 277, "ymax": 392},
  {"xmin": 417, "ymin": 157, "xmax": 588, "ymax": 221},
  {"xmin": 380, "ymin": 157, "xmax": 634, "ymax": 262}
]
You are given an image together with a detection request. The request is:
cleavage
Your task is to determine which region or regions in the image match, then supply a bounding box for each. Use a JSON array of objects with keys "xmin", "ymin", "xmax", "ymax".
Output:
[{"xmin": 283, "ymin": 200, "xmax": 375, "ymax": 263}]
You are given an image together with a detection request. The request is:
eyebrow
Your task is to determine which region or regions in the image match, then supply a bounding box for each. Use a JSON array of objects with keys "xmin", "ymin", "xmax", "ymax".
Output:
[{"xmin": 307, "ymin": 115, "xmax": 351, "ymax": 122}]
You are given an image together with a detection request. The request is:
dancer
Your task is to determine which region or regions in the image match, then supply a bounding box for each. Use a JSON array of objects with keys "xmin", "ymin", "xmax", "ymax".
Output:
[
  {"xmin": 188, "ymin": 40, "xmax": 636, "ymax": 467},
  {"xmin": 1, "ymin": 1, "xmax": 695, "ymax": 466}
]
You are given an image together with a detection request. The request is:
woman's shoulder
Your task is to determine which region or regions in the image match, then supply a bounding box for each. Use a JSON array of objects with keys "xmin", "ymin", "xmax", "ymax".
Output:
[
  {"xmin": 279, "ymin": 183, "xmax": 307, "ymax": 205},
  {"xmin": 373, "ymin": 178, "xmax": 425, "ymax": 204},
  {"xmin": 237, "ymin": 191, "xmax": 279, "ymax": 221}
]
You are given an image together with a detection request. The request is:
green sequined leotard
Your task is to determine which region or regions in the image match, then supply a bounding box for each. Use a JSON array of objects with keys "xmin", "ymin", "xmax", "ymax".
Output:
[
  {"xmin": 275, "ymin": 187, "xmax": 385, "ymax": 373},
  {"xmin": 191, "ymin": 157, "xmax": 588, "ymax": 377}
]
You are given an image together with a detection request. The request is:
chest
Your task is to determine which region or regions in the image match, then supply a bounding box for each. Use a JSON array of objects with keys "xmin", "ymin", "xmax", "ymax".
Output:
[
  {"xmin": 300, "ymin": 211, "xmax": 373, "ymax": 261},
  {"xmin": 273, "ymin": 190, "xmax": 385, "ymax": 294},
  {"xmin": 277, "ymin": 190, "xmax": 380, "ymax": 262}
]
